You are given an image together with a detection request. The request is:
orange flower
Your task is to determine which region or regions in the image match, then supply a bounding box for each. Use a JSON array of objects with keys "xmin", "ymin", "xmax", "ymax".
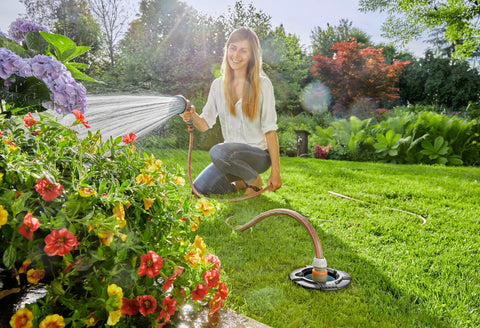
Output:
[
  {"xmin": 72, "ymin": 109, "xmax": 90, "ymax": 129},
  {"xmin": 173, "ymin": 176, "xmax": 185, "ymax": 186},
  {"xmin": 144, "ymin": 154, "xmax": 162, "ymax": 172},
  {"xmin": 136, "ymin": 173, "xmax": 154, "ymax": 186},
  {"xmin": 84, "ymin": 313, "xmax": 99, "ymax": 327},
  {"xmin": 143, "ymin": 197, "xmax": 155, "ymax": 210},
  {"xmin": 26, "ymin": 268, "xmax": 45, "ymax": 284},
  {"xmin": 193, "ymin": 235, "xmax": 206, "ymax": 257},
  {"xmin": 9, "ymin": 308, "xmax": 33, "ymax": 328},
  {"xmin": 18, "ymin": 259, "xmax": 32, "ymax": 274},
  {"xmin": 44, "ymin": 228, "xmax": 78, "ymax": 256},
  {"xmin": 112, "ymin": 203, "xmax": 126, "ymax": 228},
  {"xmin": 98, "ymin": 230, "xmax": 114, "ymax": 246},
  {"xmin": 208, "ymin": 295, "xmax": 224, "ymax": 316},
  {"xmin": 18, "ymin": 213, "xmax": 40, "ymax": 240},
  {"xmin": 78, "ymin": 188, "xmax": 96, "ymax": 197},
  {"xmin": 184, "ymin": 250, "xmax": 200, "ymax": 268},
  {"xmin": 122, "ymin": 133, "xmax": 137, "ymax": 145},
  {"xmin": 39, "ymin": 314, "xmax": 65, "ymax": 328},
  {"xmin": 34, "ymin": 177, "xmax": 63, "ymax": 201},
  {"xmin": 191, "ymin": 283, "xmax": 209, "ymax": 301},
  {"xmin": 23, "ymin": 112, "xmax": 37, "ymax": 127},
  {"xmin": 195, "ymin": 198, "xmax": 216, "ymax": 216}
]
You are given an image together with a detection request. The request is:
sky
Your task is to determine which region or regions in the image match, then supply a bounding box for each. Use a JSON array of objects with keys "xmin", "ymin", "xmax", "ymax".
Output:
[{"xmin": 0, "ymin": 0, "xmax": 429, "ymax": 56}]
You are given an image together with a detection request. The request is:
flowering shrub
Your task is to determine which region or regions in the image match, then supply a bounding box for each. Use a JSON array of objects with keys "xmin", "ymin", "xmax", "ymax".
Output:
[
  {"xmin": 1, "ymin": 19, "xmax": 92, "ymax": 116},
  {"xmin": 314, "ymin": 145, "xmax": 330, "ymax": 159},
  {"xmin": 1, "ymin": 19, "xmax": 227, "ymax": 327},
  {"xmin": 0, "ymin": 112, "xmax": 226, "ymax": 327}
]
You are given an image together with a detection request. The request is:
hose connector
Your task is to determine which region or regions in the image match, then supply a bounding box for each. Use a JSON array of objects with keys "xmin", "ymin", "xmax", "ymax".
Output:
[
  {"xmin": 171, "ymin": 95, "xmax": 193, "ymax": 126},
  {"xmin": 311, "ymin": 257, "xmax": 328, "ymax": 282}
]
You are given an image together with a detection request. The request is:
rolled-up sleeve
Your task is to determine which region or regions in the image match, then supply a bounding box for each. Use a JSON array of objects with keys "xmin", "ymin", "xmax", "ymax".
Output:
[
  {"xmin": 200, "ymin": 78, "xmax": 220, "ymax": 128},
  {"xmin": 260, "ymin": 77, "xmax": 278, "ymax": 134}
]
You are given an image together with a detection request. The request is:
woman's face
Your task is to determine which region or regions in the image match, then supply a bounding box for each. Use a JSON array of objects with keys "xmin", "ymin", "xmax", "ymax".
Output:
[{"xmin": 227, "ymin": 39, "xmax": 252, "ymax": 73}]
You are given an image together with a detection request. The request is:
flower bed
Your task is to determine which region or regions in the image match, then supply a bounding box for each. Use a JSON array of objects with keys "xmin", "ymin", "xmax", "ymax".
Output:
[{"xmin": 1, "ymin": 19, "xmax": 226, "ymax": 327}]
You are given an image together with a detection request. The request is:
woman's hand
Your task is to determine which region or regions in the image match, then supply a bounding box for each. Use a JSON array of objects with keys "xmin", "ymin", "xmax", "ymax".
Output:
[
  {"xmin": 179, "ymin": 105, "xmax": 195, "ymax": 123},
  {"xmin": 267, "ymin": 172, "xmax": 282, "ymax": 191}
]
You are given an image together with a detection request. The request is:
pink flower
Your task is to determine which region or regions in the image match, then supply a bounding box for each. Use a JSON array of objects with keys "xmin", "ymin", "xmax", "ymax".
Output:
[
  {"xmin": 122, "ymin": 133, "xmax": 137, "ymax": 145},
  {"xmin": 18, "ymin": 213, "xmax": 40, "ymax": 240},
  {"xmin": 23, "ymin": 112, "xmax": 37, "ymax": 127},
  {"xmin": 44, "ymin": 228, "xmax": 78, "ymax": 256},
  {"xmin": 34, "ymin": 177, "xmax": 63, "ymax": 201}
]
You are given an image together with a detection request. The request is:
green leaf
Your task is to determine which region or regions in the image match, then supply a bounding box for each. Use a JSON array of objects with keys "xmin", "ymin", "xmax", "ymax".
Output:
[
  {"xmin": 3, "ymin": 245, "xmax": 17, "ymax": 269},
  {"xmin": 24, "ymin": 31, "xmax": 50, "ymax": 54},
  {"xmin": 0, "ymin": 35, "xmax": 26, "ymax": 55},
  {"xmin": 64, "ymin": 63, "xmax": 98, "ymax": 82},
  {"xmin": 39, "ymin": 32, "xmax": 76, "ymax": 62}
]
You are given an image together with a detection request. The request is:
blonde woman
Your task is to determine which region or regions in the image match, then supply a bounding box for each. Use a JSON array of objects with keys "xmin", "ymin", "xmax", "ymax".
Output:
[{"xmin": 180, "ymin": 27, "xmax": 281, "ymax": 195}]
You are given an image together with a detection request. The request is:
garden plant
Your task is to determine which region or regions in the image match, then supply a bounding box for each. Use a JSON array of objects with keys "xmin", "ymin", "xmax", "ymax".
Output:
[{"xmin": 0, "ymin": 19, "xmax": 226, "ymax": 327}]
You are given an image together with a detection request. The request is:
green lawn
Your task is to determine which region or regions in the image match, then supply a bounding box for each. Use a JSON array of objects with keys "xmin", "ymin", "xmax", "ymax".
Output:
[{"xmin": 145, "ymin": 146, "xmax": 480, "ymax": 328}]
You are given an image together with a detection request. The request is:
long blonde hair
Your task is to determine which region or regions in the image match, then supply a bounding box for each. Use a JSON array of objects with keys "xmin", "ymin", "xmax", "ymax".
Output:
[{"xmin": 221, "ymin": 27, "xmax": 262, "ymax": 121}]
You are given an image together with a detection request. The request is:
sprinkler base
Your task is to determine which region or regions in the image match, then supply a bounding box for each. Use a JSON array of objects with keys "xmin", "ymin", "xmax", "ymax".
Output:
[{"xmin": 289, "ymin": 265, "xmax": 351, "ymax": 291}]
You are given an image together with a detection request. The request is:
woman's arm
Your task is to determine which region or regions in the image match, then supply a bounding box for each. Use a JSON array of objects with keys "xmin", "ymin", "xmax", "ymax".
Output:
[{"xmin": 265, "ymin": 130, "xmax": 282, "ymax": 191}]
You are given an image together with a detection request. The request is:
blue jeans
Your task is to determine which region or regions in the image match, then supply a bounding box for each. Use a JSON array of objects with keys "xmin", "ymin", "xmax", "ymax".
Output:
[{"xmin": 194, "ymin": 143, "xmax": 271, "ymax": 195}]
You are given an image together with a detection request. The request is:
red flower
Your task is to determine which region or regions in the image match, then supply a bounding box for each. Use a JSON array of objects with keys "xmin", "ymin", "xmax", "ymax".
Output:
[
  {"xmin": 122, "ymin": 133, "xmax": 137, "ymax": 145},
  {"xmin": 191, "ymin": 283, "xmax": 209, "ymax": 301},
  {"xmin": 216, "ymin": 282, "xmax": 228, "ymax": 300},
  {"xmin": 203, "ymin": 269, "xmax": 220, "ymax": 288},
  {"xmin": 137, "ymin": 295, "xmax": 157, "ymax": 316},
  {"xmin": 73, "ymin": 109, "xmax": 90, "ymax": 128},
  {"xmin": 138, "ymin": 250, "xmax": 163, "ymax": 278},
  {"xmin": 44, "ymin": 228, "xmax": 78, "ymax": 256},
  {"xmin": 208, "ymin": 294, "xmax": 224, "ymax": 316},
  {"xmin": 162, "ymin": 266, "xmax": 184, "ymax": 291},
  {"xmin": 23, "ymin": 112, "xmax": 37, "ymax": 127},
  {"xmin": 121, "ymin": 297, "xmax": 140, "ymax": 316},
  {"xmin": 62, "ymin": 259, "xmax": 82, "ymax": 274},
  {"xmin": 155, "ymin": 296, "xmax": 177, "ymax": 325},
  {"xmin": 18, "ymin": 213, "xmax": 40, "ymax": 240},
  {"xmin": 34, "ymin": 177, "xmax": 64, "ymax": 201}
]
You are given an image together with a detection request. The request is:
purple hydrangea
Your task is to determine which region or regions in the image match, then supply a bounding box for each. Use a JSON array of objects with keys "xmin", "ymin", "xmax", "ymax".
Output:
[
  {"xmin": 0, "ymin": 30, "xmax": 8, "ymax": 39},
  {"xmin": 0, "ymin": 48, "xmax": 32, "ymax": 79},
  {"xmin": 28, "ymin": 54, "xmax": 87, "ymax": 114},
  {"xmin": 8, "ymin": 18, "xmax": 49, "ymax": 44}
]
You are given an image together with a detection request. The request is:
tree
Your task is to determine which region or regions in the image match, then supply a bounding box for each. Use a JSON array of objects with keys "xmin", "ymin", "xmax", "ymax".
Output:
[
  {"xmin": 359, "ymin": 0, "xmax": 480, "ymax": 59},
  {"xmin": 399, "ymin": 50, "xmax": 480, "ymax": 109},
  {"xmin": 311, "ymin": 39, "xmax": 410, "ymax": 117},
  {"xmin": 88, "ymin": 0, "xmax": 132, "ymax": 68},
  {"xmin": 262, "ymin": 25, "xmax": 312, "ymax": 115},
  {"xmin": 311, "ymin": 19, "xmax": 371, "ymax": 56},
  {"xmin": 222, "ymin": 0, "xmax": 272, "ymax": 38},
  {"xmin": 20, "ymin": 0, "xmax": 61, "ymax": 28}
]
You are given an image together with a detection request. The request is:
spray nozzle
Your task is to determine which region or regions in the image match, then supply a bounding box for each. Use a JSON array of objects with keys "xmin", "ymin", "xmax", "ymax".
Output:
[{"xmin": 170, "ymin": 95, "xmax": 193, "ymax": 126}]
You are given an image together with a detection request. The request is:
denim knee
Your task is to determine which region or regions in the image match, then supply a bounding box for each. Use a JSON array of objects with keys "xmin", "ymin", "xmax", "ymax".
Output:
[{"xmin": 209, "ymin": 144, "xmax": 229, "ymax": 170}]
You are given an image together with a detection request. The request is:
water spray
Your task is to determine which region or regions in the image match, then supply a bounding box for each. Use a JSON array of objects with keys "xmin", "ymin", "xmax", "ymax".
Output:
[{"xmin": 175, "ymin": 95, "xmax": 351, "ymax": 291}]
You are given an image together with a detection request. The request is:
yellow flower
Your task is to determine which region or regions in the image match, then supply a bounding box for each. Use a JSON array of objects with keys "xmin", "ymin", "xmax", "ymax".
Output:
[
  {"xmin": 19, "ymin": 259, "xmax": 32, "ymax": 274},
  {"xmin": 0, "ymin": 172, "xmax": 3, "ymax": 181},
  {"xmin": 39, "ymin": 314, "xmax": 65, "ymax": 328},
  {"xmin": 195, "ymin": 198, "xmax": 216, "ymax": 216},
  {"xmin": 84, "ymin": 313, "xmax": 99, "ymax": 327},
  {"xmin": 0, "ymin": 205, "xmax": 8, "ymax": 227},
  {"xmin": 157, "ymin": 173, "xmax": 166, "ymax": 184},
  {"xmin": 107, "ymin": 283, "xmax": 124, "ymax": 302},
  {"xmin": 98, "ymin": 230, "xmax": 114, "ymax": 246},
  {"xmin": 193, "ymin": 235, "xmax": 206, "ymax": 257},
  {"xmin": 26, "ymin": 268, "xmax": 45, "ymax": 284},
  {"xmin": 9, "ymin": 308, "xmax": 33, "ymax": 328},
  {"xmin": 191, "ymin": 222, "xmax": 199, "ymax": 231},
  {"xmin": 107, "ymin": 310, "xmax": 122, "ymax": 326},
  {"xmin": 125, "ymin": 200, "xmax": 131, "ymax": 208},
  {"xmin": 145, "ymin": 154, "xmax": 163, "ymax": 172},
  {"xmin": 116, "ymin": 232, "xmax": 127, "ymax": 242},
  {"xmin": 184, "ymin": 249, "xmax": 201, "ymax": 268},
  {"xmin": 136, "ymin": 173, "xmax": 154, "ymax": 186},
  {"xmin": 78, "ymin": 188, "xmax": 96, "ymax": 197},
  {"xmin": 113, "ymin": 203, "xmax": 126, "ymax": 228},
  {"xmin": 173, "ymin": 176, "xmax": 185, "ymax": 186},
  {"xmin": 143, "ymin": 197, "xmax": 155, "ymax": 210}
]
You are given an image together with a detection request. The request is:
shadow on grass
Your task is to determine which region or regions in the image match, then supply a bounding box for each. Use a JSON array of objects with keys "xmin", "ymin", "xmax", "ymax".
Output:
[{"xmin": 197, "ymin": 194, "xmax": 452, "ymax": 328}]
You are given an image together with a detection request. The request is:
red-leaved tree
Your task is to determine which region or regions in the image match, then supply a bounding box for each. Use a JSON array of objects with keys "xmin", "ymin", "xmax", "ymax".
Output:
[{"xmin": 311, "ymin": 39, "xmax": 410, "ymax": 117}]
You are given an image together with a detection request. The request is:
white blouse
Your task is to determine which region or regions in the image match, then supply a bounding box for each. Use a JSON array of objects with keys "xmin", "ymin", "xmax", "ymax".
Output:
[{"xmin": 200, "ymin": 75, "xmax": 278, "ymax": 150}]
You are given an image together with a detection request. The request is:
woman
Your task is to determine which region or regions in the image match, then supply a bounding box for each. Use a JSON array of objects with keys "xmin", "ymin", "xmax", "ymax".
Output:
[{"xmin": 180, "ymin": 27, "xmax": 281, "ymax": 195}]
